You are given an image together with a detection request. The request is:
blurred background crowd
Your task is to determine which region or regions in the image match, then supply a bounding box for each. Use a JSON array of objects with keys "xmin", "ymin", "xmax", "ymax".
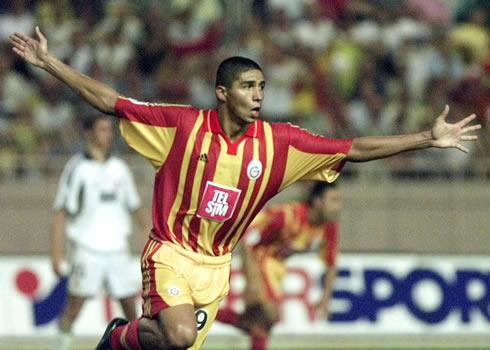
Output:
[{"xmin": 0, "ymin": 0, "xmax": 488, "ymax": 182}]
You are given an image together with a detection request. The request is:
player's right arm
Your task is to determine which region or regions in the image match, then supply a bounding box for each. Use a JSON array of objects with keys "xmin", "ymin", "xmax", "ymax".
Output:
[
  {"xmin": 241, "ymin": 243, "xmax": 266, "ymax": 304},
  {"xmin": 50, "ymin": 209, "xmax": 66, "ymax": 277},
  {"xmin": 10, "ymin": 26, "xmax": 119, "ymax": 115},
  {"xmin": 346, "ymin": 106, "xmax": 481, "ymax": 161},
  {"xmin": 241, "ymin": 209, "xmax": 284, "ymax": 304},
  {"xmin": 51, "ymin": 155, "xmax": 81, "ymax": 277},
  {"xmin": 315, "ymin": 221, "xmax": 339, "ymax": 319}
]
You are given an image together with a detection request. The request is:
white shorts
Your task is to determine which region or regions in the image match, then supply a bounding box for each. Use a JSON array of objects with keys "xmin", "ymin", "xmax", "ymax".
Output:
[{"xmin": 67, "ymin": 242, "xmax": 140, "ymax": 299}]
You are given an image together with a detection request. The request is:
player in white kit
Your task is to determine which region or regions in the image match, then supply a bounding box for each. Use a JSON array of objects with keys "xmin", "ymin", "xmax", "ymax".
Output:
[{"xmin": 50, "ymin": 115, "xmax": 148, "ymax": 350}]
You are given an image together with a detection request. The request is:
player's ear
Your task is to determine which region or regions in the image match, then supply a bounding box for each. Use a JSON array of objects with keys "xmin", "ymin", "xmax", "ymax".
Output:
[{"xmin": 216, "ymin": 85, "xmax": 227, "ymax": 103}]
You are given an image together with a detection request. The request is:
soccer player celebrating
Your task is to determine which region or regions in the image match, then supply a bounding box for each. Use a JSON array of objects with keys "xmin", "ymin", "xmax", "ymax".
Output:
[
  {"xmin": 216, "ymin": 181, "xmax": 342, "ymax": 350},
  {"xmin": 10, "ymin": 27, "xmax": 481, "ymax": 350}
]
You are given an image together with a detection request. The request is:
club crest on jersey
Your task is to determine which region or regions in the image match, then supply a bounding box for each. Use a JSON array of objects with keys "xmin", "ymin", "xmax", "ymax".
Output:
[
  {"xmin": 197, "ymin": 182, "xmax": 241, "ymax": 221},
  {"xmin": 247, "ymin": 160, "xmax": 263, "ymax": 180},
  {"xmin": 168, "ymin": 285, "xmax": 181, "ymax": 296}
]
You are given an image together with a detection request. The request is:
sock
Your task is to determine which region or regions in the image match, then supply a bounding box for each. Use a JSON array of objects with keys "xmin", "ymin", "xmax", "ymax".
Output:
[
  {"xmin": 52, "ymin": 330, "xmax": 72, "ymax": 350},
  {"xmin": 216, "ymin": 308, "xmax": 241, "ymax": 328},
  {"xmin": 251, "ymin": 334, "xmax": 267, "ymax": 350},
  {"xmin": 110, "ymin": 319, "xmax": 142, "ymax": 350}
]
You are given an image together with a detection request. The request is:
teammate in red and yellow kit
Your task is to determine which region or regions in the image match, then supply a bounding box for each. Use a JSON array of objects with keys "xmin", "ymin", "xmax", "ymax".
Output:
[
  {"xmin": 10, "ymin": 28, "xmax": 481, "ymax": 350},
  {"xmin": 216, "ymin": 181, "xmax": 342, "ymax": 350}
]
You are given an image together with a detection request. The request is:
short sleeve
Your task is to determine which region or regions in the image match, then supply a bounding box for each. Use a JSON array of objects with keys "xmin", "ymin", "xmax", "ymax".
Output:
[
  {"xmin": 280, "ymin": 124, "xmax": 352, "ymax": 190},
  {"xmin": 115, "ymin": 97, "xmax": 188, "ymax": 126},
  {"xmin": 115, "ymin": 97, "xmax": 196, "ymax": 169},
  {"xmin": 53, "ymin": 155, "xmax": 82, "ymax": 214}
]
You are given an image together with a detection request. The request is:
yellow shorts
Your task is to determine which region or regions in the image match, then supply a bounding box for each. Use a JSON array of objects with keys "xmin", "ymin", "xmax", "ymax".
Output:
[
  {"xmin": 141, "ymin": 239, "xmax": 231, "ymax": 349},
  {"xmin": 255, "ymin": 250, "xmax": 287, "ymax": 302}
]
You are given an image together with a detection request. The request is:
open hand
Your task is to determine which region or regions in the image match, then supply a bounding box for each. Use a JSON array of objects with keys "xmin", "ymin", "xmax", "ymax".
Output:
[
  {"xmin": 10, "ymin": 26, "xmax": 50, "ymax": 69},
  {"xmin": 431, "ymin": 105, "xmax": 482, "ymax": 153},
  {"xmin": 51, "ymin": 252, "xmax": 67, "ymax": 277}
]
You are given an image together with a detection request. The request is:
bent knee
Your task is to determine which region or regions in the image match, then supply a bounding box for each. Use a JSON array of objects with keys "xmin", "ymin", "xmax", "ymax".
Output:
[
  {"xmin": 242, "ymin": 303, "xmax": 276, "ymax": 332},
  {"xmin": 165, "ymin": 325, "xmax": 197, "ymax": 349}
]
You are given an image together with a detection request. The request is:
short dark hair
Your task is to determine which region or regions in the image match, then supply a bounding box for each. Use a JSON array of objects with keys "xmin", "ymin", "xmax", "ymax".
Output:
[
  {"xmin": 215, "ymin": 56, "xmax": 262, "ymax": 88},
  {"xmin": 306, "ymin": 181, "xmax": 337, "ymax": 207},
  {"xmin": 82, "ymin": 115, "xmax": 111, "ymax": 131}
]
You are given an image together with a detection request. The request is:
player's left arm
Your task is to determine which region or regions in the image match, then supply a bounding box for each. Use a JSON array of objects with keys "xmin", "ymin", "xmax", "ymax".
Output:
[
  {"xmin": 132, "ymin": 207, "xmax": 151, "ymax": 249},
  {"xmin": 123, "ymin": 162, "xmax": 151, "ymax": 247},
  {"xmin": 132, "ymin": 207, "xmax": 150, "ymax": 231},
  {"xmin": 241, "ymin": 210, "xmax": 285, "ymax": 305},
  {"xmin": 316, "ymin": 263, "xmax": 337, "ymax": 320},
  {"xmin": 50, "ymin": 209, "xmax": 67, "ymax": 277},
  {"xmin": 346, "ymin": 106, "xmax": 481, "ymax": 162},
  {"xmin": 241, "ymin": 243, "xmax": 265, "ymax": 304},
  {"xmin": 315, "ymin": 221, "xmax": 339, "ymax": 319}
]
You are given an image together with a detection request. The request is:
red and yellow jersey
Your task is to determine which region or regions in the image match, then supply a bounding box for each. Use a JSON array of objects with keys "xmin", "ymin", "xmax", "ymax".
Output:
[
  {"xmin": 115, "ymin": 97, "xmax": 350, "ymax": 257},
  {"xmin": 244, "ymin": 202, "xmax": 338, "ymax": 266}
]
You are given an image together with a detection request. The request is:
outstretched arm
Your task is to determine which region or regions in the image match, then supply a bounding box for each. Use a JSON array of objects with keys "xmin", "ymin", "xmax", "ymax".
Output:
[
  {"xmin": 346, "ymin": 106, "xmax": 482, "ymax": 162},
  {"xmin": 10, "ymin": 26, "xmax": 119, "ymax": 115}
]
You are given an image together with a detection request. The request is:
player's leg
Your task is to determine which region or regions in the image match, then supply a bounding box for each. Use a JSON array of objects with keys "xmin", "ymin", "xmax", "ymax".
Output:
[
  {"xmin": 244, "ymin": 301, "xmax": 278, "ymax": 350},
  {"xmin": 215, "ymin": 249, "xmax": 268, "ymax": 331},
  {"xmin": 242, "ymin": 250, "xmax": 268, "ymax": 307},
  {"xmin": 141, "ymin": 303, "xmax": 197, "ymax": 348},
  {"xmin": 215, "ymin": 301, "xmax": 277, "ymax": 333},
  {"xmin": 57, "ymin": 295, "xmax": 87, "ymax": 330},
  {"xmin": 215, "ymin": 307, "xmax": 243, "ymax": 329},
  {"xmin": 187, "ymin": 298, "xmax": 224, "ymax": 350},
  {"xmin": 119, "ymin": 295, "xmax": 139, "ymax": 321},
  {"xmin": 110, "ymin": 298, "xmax": 230, "ymax": 350},
  {"xmin": 98, "ymin": 239, "xmax": 231, "ymax": 349},
  {"xmin": 98, "ymin": 285, "xmax": 197, "ymax": 349},
  {"xmin": 107, "ymin": 304, "xmax": 197, "ymax": 350},
  {"xmin": 241, "ymin": 301, "xmax": 278, "ymax": 330},
  {"xmin": 52, "ymin": 295, "xmax": 87, "ymax": 350},
  {"xmin": 217, "ymin": 292, "xmax": 277, "ymax": 349},
  {"xmin": 243, "ymin": 254, "xmax": 285, "ymax": 350},
  {"xmin": 54, "ymin": 244, "xmax": 103, "ymax": 350},
  {"xmin": 99, "ymin": 240, "xmax": 198, "ymax": 349},
  {"xmin": 107, "ymin": 250, "xmax": 141, "ymax": 321}
]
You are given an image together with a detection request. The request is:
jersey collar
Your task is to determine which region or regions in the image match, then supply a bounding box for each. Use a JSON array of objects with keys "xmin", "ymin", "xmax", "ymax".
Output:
[
  {"xmin": 83, "ymin": 150, "xmax": 111, "ymax": 162},
  {"xmin": 206, "ymin": 109, "xmax": 258, "ymax": 138}
]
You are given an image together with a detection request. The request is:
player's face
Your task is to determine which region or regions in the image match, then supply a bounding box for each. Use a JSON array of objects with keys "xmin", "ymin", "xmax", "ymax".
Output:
[
  {"xmin": 320, "ymin": 188, "xmax": 342, "ymax": 221},
  {"xmin": 90, "ymin": 119, "xmax": 114, "ymax": 150},
  {"xmin": 225, "ymin": 69, "xmax": 265, "ymax": 125}
]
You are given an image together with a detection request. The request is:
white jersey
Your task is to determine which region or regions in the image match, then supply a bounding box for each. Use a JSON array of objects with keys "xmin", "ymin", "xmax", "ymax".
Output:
[{"xmin": 53, "ymin": 152, "xmax": 141, "ymax": 252}]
